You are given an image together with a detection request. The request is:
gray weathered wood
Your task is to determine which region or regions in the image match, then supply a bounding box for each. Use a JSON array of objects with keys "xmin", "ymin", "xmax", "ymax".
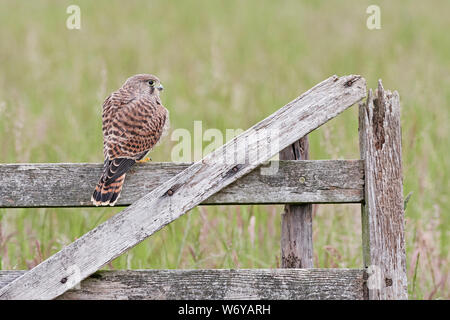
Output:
[
  {"xmin": 0, "ymin": 160, "xmax": 364, "ymax": 208},
  {"xmin": 358, "ymin": 80, "xmax": 407, "ymax": 300},
  {"xmin": 0, "ymin": 269, "xmax": 366, "ymax": 300},
  {"xmin": 0, "ymin": 74, "xmax": 366, "ymax": 300},
  {"xmin": 280, "ymin": 137, "xmax": 314, "ymax": 268}
]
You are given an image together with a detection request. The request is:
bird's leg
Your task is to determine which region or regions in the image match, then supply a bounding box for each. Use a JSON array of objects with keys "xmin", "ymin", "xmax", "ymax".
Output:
[{"xmin": 136, "ymin": 157, "xmax": 152, "ymax": 163}]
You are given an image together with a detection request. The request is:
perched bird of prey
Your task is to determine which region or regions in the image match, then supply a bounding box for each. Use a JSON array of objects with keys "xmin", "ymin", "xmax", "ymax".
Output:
[{"xmin": 91, "ymin": 74, "xmax": 169, "ymax": 206}]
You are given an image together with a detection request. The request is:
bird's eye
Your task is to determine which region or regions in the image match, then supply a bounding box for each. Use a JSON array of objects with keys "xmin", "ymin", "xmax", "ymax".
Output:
[{"xmin": 148, "ymin": 80, "xmax": 155, "ymax": 86}]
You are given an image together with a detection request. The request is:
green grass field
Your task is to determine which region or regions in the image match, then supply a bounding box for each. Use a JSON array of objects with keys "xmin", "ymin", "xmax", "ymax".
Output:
[{"xmin": 0, "ymin": 0, "xmax": 448, "ymax": 299}]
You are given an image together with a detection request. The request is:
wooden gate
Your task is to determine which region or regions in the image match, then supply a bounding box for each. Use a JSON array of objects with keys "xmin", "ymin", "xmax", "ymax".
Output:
[{"xmin": 0, "ymin": 75, "xmax": 407, "ymax": 300}]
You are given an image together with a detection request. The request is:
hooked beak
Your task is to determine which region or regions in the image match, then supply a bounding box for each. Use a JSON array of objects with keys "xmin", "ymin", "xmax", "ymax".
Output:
[{"xmin": 157, "ymin": 83, "xmax": 164, "ymax": 91}]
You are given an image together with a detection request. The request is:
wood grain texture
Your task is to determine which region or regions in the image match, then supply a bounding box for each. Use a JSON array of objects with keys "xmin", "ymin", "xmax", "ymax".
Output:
[
  {"xmin": 0, "ymin": 160, "xmax": 364, "ymax": 208},
  {"xmin": 0, "ymin": 74, "xmax": 366, "ymax": 300},
  {"xmin": 358, "ymin": 80, "xmax": 407, "ymax": 300},
  {"xmin": 280, "ymin": 137, "xmax": 314, "ymax": 268},
  {"xmin": 0, "ymin": 269, "xmax": 366, "ymax": 300}
]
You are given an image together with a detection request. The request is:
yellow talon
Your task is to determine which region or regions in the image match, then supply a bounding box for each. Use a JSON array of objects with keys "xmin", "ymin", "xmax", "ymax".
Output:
[{"xmin": 136, "ymin": 157, "xmax": 152, "ymax": 163}]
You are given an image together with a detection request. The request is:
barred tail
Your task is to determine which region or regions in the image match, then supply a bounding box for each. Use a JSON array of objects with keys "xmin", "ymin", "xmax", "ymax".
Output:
[{"xmin": 91, "ymin": 173, "xmax": 126, "ymax": 206}]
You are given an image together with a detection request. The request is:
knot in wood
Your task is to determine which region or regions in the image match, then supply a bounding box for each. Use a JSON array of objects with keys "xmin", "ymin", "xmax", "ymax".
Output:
[
  {"xmin": 385, "ymin": 278, "xmax": 393, "ymax": 287},
  {"xmin": 60, "ymin": 277, "xmax": 68, "ymax": 284},
  {"xmin": 343, "ymin": 76, "xmax": 361, "ymax": 88}
]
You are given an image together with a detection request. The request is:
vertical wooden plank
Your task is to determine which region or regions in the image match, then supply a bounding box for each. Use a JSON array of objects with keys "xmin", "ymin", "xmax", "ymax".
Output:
[
  {"xmin": 358, "ymin": 80, "xmax": 408, "ymax": 299},
  {"xmin": 280, "ymin": 137, "xmax": 314, "ymax": 268}
]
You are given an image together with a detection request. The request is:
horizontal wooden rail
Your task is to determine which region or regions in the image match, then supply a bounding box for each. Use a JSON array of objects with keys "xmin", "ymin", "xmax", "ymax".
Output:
[
  {"xmin": 0, "ymin": 269, "xmax": 366, "ymax": 300},
  {"xmin": 0, "ymin": 160, "xmax": 364, "ymax": 208}
]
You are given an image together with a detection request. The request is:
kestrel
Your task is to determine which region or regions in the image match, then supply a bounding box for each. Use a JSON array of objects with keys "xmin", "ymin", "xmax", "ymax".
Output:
[{"xmin": 91, "ymin": 74, "xmax": 169, "ymax": 206}]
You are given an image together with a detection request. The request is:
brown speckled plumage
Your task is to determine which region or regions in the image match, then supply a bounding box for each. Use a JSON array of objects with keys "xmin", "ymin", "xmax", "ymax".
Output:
[{"xmin": 91, "ymin": 74, "xmax": 169, "ymax": 206}]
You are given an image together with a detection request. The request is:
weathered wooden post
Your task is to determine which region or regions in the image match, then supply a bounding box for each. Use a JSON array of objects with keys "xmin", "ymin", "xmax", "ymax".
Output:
[
  {"xmin": 280, "ymin": 137, "xmax": 313, "ymax": 268},
  {"xmin": 358, "ymin": 80, "xmax": 408, "ymax": 299}
]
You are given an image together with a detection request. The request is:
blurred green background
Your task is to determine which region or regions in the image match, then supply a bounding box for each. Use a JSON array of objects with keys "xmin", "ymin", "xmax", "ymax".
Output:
[{"xmin": 0, "ymin": 0, "xmax": 448, "ymax": 299}]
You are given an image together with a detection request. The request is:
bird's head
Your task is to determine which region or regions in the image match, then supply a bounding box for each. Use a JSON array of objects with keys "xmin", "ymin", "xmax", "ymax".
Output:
[{"xmin": 124, "ymin": 74, "xmax": 164, "ymax": 96}]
